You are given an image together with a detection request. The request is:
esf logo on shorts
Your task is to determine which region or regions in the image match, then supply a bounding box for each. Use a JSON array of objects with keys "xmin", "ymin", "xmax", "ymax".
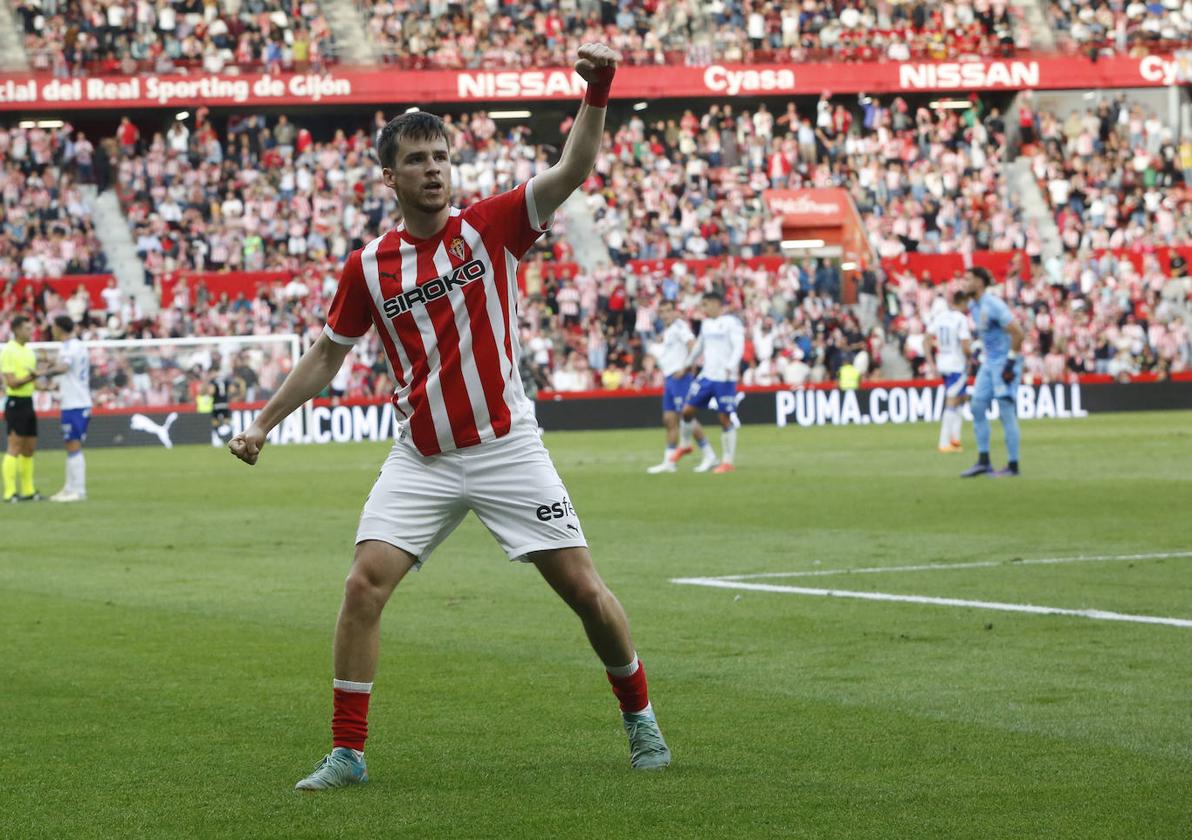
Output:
[
  {"xmin": 535, "ymin": 497, "xmax": 576, "ymax": 522},
  {"xmin": 382, "ymin": 258, "xmax": 485, "ymax": 318}
]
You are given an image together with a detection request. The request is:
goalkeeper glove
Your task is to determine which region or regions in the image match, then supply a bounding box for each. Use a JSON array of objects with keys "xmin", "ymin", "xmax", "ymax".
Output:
[{"xmin": 1001, "ymin": 353, "xmax": 1018, "ymax": 384}]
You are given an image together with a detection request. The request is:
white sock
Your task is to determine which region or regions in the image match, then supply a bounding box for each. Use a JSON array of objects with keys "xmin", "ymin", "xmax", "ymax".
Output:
[
  {"xmin": 939, "ymin": 409, "xmax": 954, "ymax": 447},
  {"xmin": 663, "ymin": 446, "xmax": 674, "ymax": 463},
  {"xmin": 948, "ymin": 410, "xmax": 963, "ymax": 443},
  {"xmin": 679, "ymin": 419, "xmax": 694, "ymax": 448},
  {"xmin": 721, "ymin": 428, "xmax": 737, "ymax": 464},
  {"xmin": 605, "ymin": 653, "xmax": 639, "ymax": 677},
  {"xmin": 66, "ymin": 451, "xmax": 86, "ymax": 494},
  {"xmin": 332, "ymin": 678, "xmax": 373, "ymax": 693}
]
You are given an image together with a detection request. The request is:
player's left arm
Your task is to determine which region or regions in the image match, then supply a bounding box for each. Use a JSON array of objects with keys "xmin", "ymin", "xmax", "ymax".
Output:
[
  {"xmin": 1006, "ymin": 319, "xmax": 1024, "ymax": 353},
  {"xmin": 529, "ymin": 43, "xmax": 620, "ymax": 222},
  {"xmin": 681, "ymin": 330, "xmax": 705, "ymax": 374},
  {"xmin": 1001, "ymin": 310, "xmax": 1025, "ymax": 383},
  {"xmin": 728, "ymin": 319, "xmax": 746, "ymax": 377}
]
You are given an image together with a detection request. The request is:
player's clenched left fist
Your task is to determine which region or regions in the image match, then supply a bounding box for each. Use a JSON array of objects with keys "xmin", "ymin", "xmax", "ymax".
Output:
[
  {"xmin": 575, "ymin": 43, "xmax": 620, "ymax": 85},
  {"xmin": 576, "ymin": 43, "xmax": 620, "ymax": 107}
]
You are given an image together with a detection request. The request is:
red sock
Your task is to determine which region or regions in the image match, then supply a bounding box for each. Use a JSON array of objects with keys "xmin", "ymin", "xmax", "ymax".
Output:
[
  {"xmin": 606, "ymin": 658, "xmax": 649, "ymax": 714},
  {"xmin": 331, "ymin": 681, "xmax": 371, "ymax": 751}
]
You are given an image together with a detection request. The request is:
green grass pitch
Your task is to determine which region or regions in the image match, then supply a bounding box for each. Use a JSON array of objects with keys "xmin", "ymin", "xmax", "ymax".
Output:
[{"xmin": 2, "ymin": 411, "xmax": 1190, "ymax": 839}]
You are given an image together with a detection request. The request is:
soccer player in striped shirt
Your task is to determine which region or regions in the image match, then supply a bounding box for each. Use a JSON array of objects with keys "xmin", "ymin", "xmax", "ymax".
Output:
[{"xmin": 229, "ymin": 43, "xmax": 670, "ymax": 790}]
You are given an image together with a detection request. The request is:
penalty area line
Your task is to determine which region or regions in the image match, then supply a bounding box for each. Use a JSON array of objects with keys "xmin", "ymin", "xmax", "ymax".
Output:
[
  {"xmin": 714, "ymin": 550, "xmax": 1192, "ymax": 582},
  {"xmin": 670, "ymin": 577, "xmax": 1192, "ymax": 629}
]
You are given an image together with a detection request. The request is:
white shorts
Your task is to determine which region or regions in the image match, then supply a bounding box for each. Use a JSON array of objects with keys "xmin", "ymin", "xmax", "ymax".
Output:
[{"xmin": 356, "ymin": 421, "xmax": 587, "ymax": 566}]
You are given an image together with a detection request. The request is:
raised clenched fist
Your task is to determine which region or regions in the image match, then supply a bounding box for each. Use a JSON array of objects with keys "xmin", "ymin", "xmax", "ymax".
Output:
[{"xmin": 574, "ymin": 43, "xmax": 621, "ymax": 86}]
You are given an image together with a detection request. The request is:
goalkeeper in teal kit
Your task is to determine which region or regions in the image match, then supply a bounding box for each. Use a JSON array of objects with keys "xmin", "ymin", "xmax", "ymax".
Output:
[{"xmin": 961, "ymin": 267, "xmax": 1025, "ymax": 478}]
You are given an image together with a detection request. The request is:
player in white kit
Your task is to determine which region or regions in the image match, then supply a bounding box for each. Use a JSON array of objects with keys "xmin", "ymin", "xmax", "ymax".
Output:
[
  {"xmin": 229, "ymin": 44, "xmax": 670, "ymax": 790},
  {"xmin": 924, "ymin": 291, "xmax": 972, "ymax": 453},
  {"xmin": 678, "ymin": 291, "xmax": 745, "ymax": 474},
  {"xmin": 646, "ymin": 298, "xmax": 709, "ymax": 473},
  {"xmin": 47, "ymin": 315, "xmax": 91, "ymax": 501}
]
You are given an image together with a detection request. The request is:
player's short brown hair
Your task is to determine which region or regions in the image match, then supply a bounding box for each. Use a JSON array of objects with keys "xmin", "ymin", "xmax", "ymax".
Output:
[
  {"xmin": 54, "ymin": 315, "xmax": 75, "ymax": 333},
  {"xmin": 376, "ymin": 112, "xmax": 450, "ymax": 170},
  {"xmin": 11, "ymin": 314, "xmax": 30, "ymax": 330},
  {"xmin": 968, "ymin": 266, "xmax": 994, "ymax": 287}
]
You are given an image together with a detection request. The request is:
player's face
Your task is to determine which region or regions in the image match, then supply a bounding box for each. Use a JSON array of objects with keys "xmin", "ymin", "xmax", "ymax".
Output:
[
  {"xmin": 14, "ymin": 321, "xmax": 34, "ymax": 342},
  {"xmin": 658, "ymin": 303, "xmax": 675, "ymax": 325},
  {"xmin": 701, "ymin": 298, "xmax": 722, "ymax": 318},
  {"xmin": 964, "ymin": 273, "xmax": 983, "ymax": 296},
  {"xmin": 385, "ymin": 135, "xmax": 451, "ymax": 215}
]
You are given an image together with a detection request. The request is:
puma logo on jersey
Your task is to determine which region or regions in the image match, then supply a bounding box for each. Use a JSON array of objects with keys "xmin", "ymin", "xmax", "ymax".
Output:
[{"xmin": 382, "ymin": 258, "xmax": 485, "ymax": 318}]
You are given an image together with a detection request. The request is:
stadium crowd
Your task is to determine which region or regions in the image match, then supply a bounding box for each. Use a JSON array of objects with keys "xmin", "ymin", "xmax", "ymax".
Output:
[
  {"xmin": 583, "ymin": 94, "xmax": 1023, "ymax": 265},
  {"xmin": 1025, "ymin": 97, "xmax": 1192, "ymax": 250},
  {"xmin": 14, "ymin": 0, "xmax": 335, "ymax": 76},
  {"xmin": 886, "ymin": 250, "xmax": 1190, "ymax": 383},
  {"xmin": 1046, "ymin": 0, "xmax": 1192, "ymax": 53},
  {"xmin": 364, "ymin": 0, "xmax": 1028, "ymax": 67},
  {"xmin": 9, "ymin": 0, "xmax": 1038, "ymax": 76},
  {"xmin": 0, "ymin": 123, "xmax": 109, "ymax": 284},
  {"xmin": 2, "ymin": 91, "xmax": 1190, "ymax": 409},
  {"xmin": 115, "ymin": 108, "xmax": 560, "ymax": 282},
  {"xmin": 5, "ymin": 239, "xmax": 1188, "ymax": 410},
  {"xmin": 10, "ymin": 0, "xmax": 1192, "ymax": 82}
]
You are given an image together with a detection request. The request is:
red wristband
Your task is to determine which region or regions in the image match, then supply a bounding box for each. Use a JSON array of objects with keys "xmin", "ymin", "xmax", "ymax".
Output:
[
  {"xmin": 584, "ymin": 81, "xmax": 611, "ymax": 108},
  {"xmin": 582, "ymin": 66, "xmax": 615, "ymax": 108}
]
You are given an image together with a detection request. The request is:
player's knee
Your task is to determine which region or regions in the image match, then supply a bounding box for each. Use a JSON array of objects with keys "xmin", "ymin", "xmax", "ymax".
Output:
[
  {"xmin": 342, "ymin": 569, "xmax": 384, "ymax": 615},
  {"xmin": 559, "ymin": 572, "xmax": 609, "ymax": 616}
]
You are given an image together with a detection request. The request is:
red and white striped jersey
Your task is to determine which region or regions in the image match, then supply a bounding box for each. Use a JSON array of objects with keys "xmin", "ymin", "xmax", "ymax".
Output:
[{"xmin": 323, "ymin": 178, "xmax": 549, "ymax": 456}]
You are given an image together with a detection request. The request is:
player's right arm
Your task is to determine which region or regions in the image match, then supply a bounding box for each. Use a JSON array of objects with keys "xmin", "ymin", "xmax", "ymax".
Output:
[
  {"xmin": 228, "ymin": 335, "xmax": 352, "ymax": 465},
  {"xmin": 681, "ymin": 329, "xmax": 705, "ymax": 377},
  {"xmin": 230, "ymin": 251, "xmax": 371, "ymax": 465}
]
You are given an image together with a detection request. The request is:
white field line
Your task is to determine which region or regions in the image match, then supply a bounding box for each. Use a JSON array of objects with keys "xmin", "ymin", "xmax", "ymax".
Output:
[
  {"xmin": 670, "ymin": 578, "xmax": 1192, "ymax": 628},
  {"xmin": 713, "ymin": 551, "xmax": 1192, "ymax": 582}
]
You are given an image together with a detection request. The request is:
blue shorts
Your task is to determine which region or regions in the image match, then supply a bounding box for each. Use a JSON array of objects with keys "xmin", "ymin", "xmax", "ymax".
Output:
[
  {"xmin": 685, "ymin": 377, "xmax": 738, "ymax": 415},
  {"xmin": 972, "ymin": 360, "xmax": 1021, "ymax": 404},
  {"xmin": 662, "ymin": 373, "xmax": 693, "ymax": 414},
  {"xmin": 942, "ymin": 372, "xmax": 968, "ymax": 399},
  {"xmin": 61, "ymin": 407, "xmax": 91, "ymax": 443}
]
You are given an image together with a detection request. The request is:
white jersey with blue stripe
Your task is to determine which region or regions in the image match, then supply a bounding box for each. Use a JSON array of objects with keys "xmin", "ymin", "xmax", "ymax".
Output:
[
  {"xmin": 655, "ymin": 319, "xmax": 694, "ymax": 377},
  {"xmin": 687, "ymin": 314, "xmax": 745, "ymax": 382},
  {"xmin": 57, "ymin": 338, "xmax": 92, "ymax": 410},
  {"xmin": 927, "ymin": 309, "xmax": 971, "ymax": 375}
]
